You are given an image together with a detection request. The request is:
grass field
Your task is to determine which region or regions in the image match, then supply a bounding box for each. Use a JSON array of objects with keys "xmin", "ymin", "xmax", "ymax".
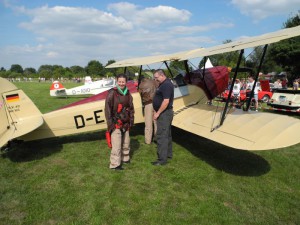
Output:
[{"xmin": 0, "ymin": 81, "xmax": 300, "ymax": 225}]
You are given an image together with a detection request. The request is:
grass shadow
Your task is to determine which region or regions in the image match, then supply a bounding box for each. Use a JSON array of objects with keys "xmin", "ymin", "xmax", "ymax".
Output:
[
  {"xmin": 2, "ymin": 126, "xmax": 145, "ymax": 163},
  {"xmin": 2, "ymin": 139, "xmax": 63, "ymax": 163},
  {"xmin": 172, "ymin": 127, "xmax": 271, "ymax": 177},
  {"xmin": 2, "ymin": 131, "xmax": 102, "ymax": 163}
]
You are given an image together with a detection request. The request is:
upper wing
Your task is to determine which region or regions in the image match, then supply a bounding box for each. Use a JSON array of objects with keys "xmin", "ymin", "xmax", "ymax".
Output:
[
  {"xmin": 106, "ymin": 48, "xmax": 204, "ymax": 68},
  {"xmin": 106, "ymin": 26, "xmax": 300, "ymax": 67},
  {"xmin": 180, "ymin": 25, "xmax": 300, "ymax": 60},
  {"xmin": 172, "ymin": 103, "xmax": 300, "ymax": 150}
]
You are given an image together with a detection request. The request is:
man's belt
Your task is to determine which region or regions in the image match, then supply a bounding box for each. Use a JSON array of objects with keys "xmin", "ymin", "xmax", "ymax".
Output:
[{"xmin": 143, "ymin": 100, "xmax": 152, "ymax": 105}]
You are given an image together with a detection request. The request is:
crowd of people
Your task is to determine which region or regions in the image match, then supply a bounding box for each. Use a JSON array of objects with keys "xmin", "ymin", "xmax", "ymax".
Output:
[
  {"xmin": 227, "ymin": 76, "xmax": 261, "ymax": 110},
  {"xmin": 270, "ymin": 77, "xmax": 299, "ymax": 90}
]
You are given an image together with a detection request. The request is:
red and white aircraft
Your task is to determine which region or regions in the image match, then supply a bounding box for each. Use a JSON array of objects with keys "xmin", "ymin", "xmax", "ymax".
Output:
[{"xmin": 50, "ymin": 77, "xmax": 116, "ymax": 97}]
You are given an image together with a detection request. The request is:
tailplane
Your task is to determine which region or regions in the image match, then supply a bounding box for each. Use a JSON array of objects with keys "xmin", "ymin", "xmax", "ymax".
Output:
[
  {"xmin": 0, "ymin": 78, "xmax": 44, "ymax": 148},
  {"xmin": 50, "ymin": 81, "xmax": 67, "ymax": 96}
]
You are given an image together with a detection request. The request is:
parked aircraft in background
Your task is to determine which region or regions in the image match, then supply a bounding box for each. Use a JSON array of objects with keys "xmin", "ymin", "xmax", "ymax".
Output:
[
  {"xmin": 50, "ymin": 78, "xmax": 116, "ymax": 97},
  {"xmin": 1, "ymin": 25, "xmax": 300, "ymax": 151}
]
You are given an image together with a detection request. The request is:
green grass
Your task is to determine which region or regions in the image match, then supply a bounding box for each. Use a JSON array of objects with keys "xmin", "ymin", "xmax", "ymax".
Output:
[{"xmin": 0, "ymin": 81, "xmax": 300, "ymax": 225}]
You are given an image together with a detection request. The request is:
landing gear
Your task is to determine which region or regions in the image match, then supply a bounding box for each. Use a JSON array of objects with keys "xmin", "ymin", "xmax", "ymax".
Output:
[{"xmin": 0, "ymin": 141, "xmax": 12, "ymax": 153}]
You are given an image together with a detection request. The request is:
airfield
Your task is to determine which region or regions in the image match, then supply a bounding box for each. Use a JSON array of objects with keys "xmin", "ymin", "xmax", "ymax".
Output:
[{"xmin": 0, "ymin": 80, "xmax": 299, "ymax": 224}]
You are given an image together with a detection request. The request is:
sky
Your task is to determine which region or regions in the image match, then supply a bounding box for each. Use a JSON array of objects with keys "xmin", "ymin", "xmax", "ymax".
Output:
[{"xmin": 0, "ymin": 0, "xmax": 299, "ymax": 70}]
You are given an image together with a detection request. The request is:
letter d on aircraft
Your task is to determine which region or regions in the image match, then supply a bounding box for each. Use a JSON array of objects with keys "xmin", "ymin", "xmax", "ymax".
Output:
[{"xmin": 74, "ymin": 115, "xmax": 85, "ymax": 129}]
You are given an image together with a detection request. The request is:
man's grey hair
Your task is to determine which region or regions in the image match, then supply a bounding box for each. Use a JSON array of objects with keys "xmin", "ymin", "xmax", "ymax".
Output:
[{"xmin": 154, "ymin": 69, "xmax": 166, "ymax": 76}]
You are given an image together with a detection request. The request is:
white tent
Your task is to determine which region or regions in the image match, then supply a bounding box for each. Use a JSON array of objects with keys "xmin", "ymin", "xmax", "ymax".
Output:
[{"xmin": 201, "ymin": 58, "xmax": 213, "ymax": 69}]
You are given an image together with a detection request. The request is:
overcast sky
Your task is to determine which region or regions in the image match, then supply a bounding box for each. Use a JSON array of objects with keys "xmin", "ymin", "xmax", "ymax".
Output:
[{"xmin": 0, "ymin": 0, "xmax": 299, "ymax": 70}]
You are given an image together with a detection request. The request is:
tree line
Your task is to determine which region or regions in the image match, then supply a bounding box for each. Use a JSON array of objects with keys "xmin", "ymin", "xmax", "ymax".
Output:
[{"xmin": 0, "ymin": 59, "xmax": 124, "ymax": 80}]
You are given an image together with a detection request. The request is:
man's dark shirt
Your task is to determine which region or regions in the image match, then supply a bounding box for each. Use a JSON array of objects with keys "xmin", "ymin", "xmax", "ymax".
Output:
[{"xmin": 153, "ymin": 78, "xmax": 174, "ymax": 112}]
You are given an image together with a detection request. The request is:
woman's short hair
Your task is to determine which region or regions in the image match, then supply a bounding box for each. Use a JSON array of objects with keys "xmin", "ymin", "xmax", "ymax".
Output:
[{"xmin": 116, "ymin": 74, "xmax": 128, "ymax": 81}]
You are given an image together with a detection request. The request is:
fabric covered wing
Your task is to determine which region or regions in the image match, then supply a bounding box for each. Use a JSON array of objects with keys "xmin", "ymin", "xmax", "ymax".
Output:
[{"xmin": 172, "ymin": 104, "xmax": 300, "ymax": 150}]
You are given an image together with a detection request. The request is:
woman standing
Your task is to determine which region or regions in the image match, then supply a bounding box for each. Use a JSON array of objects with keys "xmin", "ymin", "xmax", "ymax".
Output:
[{"xmin": 105, "ymin": 74, "xmax": 134, "ymax": 170}]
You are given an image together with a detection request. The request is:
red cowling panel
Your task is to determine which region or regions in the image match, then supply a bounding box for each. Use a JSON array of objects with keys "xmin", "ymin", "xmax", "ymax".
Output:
[
  {"xmin": 260, "ymin": 80, "xmax": 270, "ymax": 92},
  {"xmin": 185, "ymin": 66, "xmax": 229, "ymax": 99},
  {"xmin": 57, "ymin": 82, "xmax": 138, "ymax": 110}
]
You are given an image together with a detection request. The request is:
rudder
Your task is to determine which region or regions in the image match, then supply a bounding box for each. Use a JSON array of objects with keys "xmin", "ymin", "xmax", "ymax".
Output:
[{"xmin": 0, "ymin": 78, "xmax": 44, "ymax": 148}]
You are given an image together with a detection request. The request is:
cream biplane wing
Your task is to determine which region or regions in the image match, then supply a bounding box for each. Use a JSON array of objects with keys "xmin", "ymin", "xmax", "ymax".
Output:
[
  {"xmin": 106, "ymin": 49, "xmax": 204, "ymax": 68},
  {"xmin": 180, "ymin": 25, "xmax": 300, "ymax": 60},
  {"xmin": 172, "ymin": 103, "xmax": 300, "ymax": 150}
]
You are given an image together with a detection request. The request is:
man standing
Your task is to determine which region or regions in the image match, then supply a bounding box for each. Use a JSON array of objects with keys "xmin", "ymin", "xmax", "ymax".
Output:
[
  {"xmin": 139, "ymin": 77, "xmax": 158, "ymax": 144},
  {"xmin": 151, "ymin": 69, "xmax": 174, "ymax": 166}
]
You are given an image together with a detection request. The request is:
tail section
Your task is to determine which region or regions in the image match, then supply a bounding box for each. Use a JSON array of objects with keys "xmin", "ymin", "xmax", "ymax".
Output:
[
  {"xmin": 0, "ymin": 78, "xmax": 44, "ymax": 148},
  {"xmin": 50, "ymin": 81, "xmax": 67, "ymax": 96}
]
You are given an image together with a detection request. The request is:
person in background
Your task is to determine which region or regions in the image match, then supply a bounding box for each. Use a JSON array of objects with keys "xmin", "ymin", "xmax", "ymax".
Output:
[
  {"xmin": 139, "ymin": 76, "xmax": 159, "ymax": 144},
  {"xmin": 105, "ymin": 74, "xmax": 134, "ymax": 170},
  {"xmin": 281, "ymin": 78, "xmax": 288, "ymax": 89},
  {"xmin": 246, "ymin": 76, "xmax": 260, "ymax": 111},
  {"xmin": 151, "ymin": 69, "xmax": 174, "ymax": 166},
  {"xmin": 293, "ymin": 79, "xmax": 299, "ymax": 90},
  {"xmin": 273, "ymin": 79, "xmax": 282, "ymax": 89},
  {"xmin": 232, "ymin": 79, "xmax": 241, "ymax": 107},
  {"xmin": 240, "ymin": 78, "xmax": 247, "ymax": 90}
]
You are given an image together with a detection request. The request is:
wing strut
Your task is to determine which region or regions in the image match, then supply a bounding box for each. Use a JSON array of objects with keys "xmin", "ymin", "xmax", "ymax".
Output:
[
  {"xmin": 245, "ymin": 44, "xmax": 268, "ymax": 111},
  {"xmin": 163, "ymin": 61, "xmax": 174, "ymax": 78},
  {"xmin": 183, "ymin": 60, "xmax": 191, "ymax": 83},
  {"xmin": 138, "ymin": 65, "xmax": 143, "ymax": 87},
  {"xmin": 220, "ymin": 49, "xmax": 244, "ymax": 126}
]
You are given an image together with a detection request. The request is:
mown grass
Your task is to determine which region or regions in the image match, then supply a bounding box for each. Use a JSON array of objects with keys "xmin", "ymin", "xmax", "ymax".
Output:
[{"xmin": 0, "ymin": 81, "xmax": 299, "ymax": 225}]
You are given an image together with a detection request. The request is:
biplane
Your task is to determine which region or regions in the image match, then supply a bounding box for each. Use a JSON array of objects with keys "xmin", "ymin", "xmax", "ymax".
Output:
[
  {"xmin": 1, "ymin": 25, "xmax": 300, "ymax": 151},
  {"xmin": 50, "ymin": 77, "xmax": 116, "ymax": 97}
]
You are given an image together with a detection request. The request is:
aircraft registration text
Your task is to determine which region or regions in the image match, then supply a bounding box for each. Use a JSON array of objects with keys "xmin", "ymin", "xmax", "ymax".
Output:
[{"xmin": 74, "ymin": 109, "xmax": 105, "ymax": 129}]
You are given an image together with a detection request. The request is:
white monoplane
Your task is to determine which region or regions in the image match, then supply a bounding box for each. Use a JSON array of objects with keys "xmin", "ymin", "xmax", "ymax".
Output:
[{"xmin": 50, "ymin": 77, "xmax": 116, "ymax": 97}]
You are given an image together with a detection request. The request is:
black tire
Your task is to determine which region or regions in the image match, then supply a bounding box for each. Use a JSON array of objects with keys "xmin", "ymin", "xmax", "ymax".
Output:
[{"xmin": 262, "ymin": 95, "xmax": 270, "ymax": 103}]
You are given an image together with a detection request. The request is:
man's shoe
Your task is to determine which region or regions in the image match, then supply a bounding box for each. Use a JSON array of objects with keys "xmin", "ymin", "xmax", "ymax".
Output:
[
  {"xmin": 151, "ymin": 161, "xmax": 166, "ymax": 166},
  {"xmin": 122, "ymin": 160, "xmax": 130, "ymax": 164},
  {"xmin": 111, "ymin": 165, "xmax": 124, "ymax": 170}
]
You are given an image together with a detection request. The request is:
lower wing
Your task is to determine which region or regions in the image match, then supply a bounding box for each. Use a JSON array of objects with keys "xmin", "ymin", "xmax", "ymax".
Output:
[{"xmin": 172, "ymin": 103, "xmax": 300, "ymax": 150}]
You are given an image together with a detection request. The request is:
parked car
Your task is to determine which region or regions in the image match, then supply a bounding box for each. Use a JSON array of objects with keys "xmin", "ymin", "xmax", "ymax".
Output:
[
  {"xmin": 267, "ymin": 89, "xmax": 300, "ymax": 113},
  {"xmin": 221, "ymin": 81, "xmax": 273, "ymax": 103}
]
